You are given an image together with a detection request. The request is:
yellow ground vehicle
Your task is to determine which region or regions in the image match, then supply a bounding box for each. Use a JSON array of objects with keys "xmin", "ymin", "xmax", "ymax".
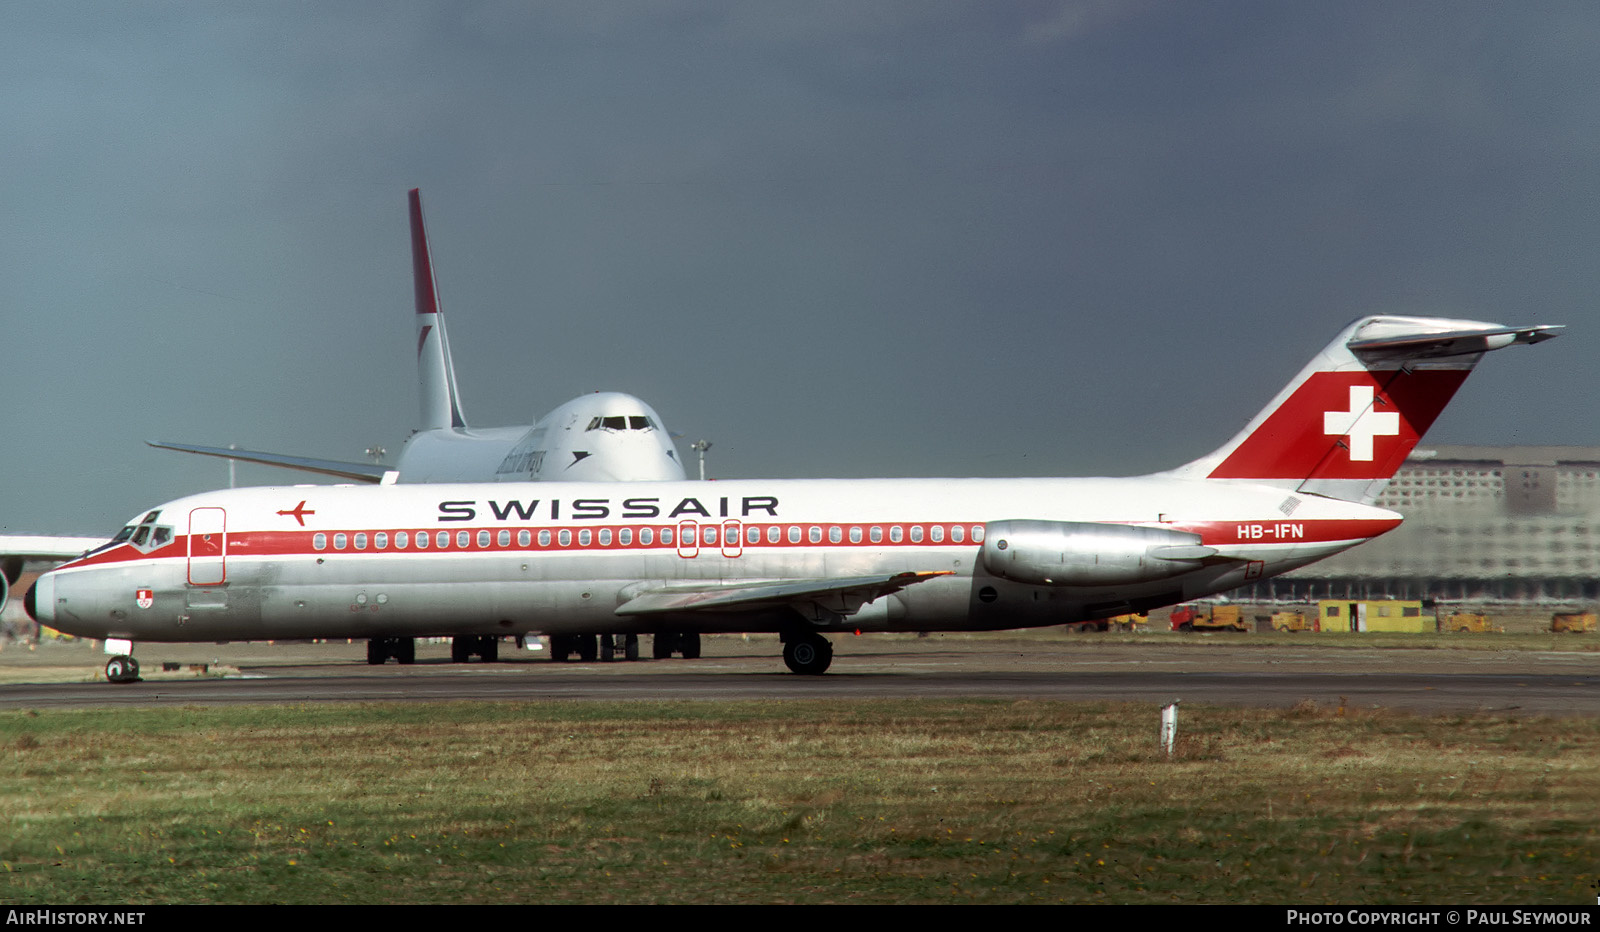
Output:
[
  {"xmin": 1440, "ymin": 612, "xmax": 1502, "ymax": 634},
  {"xmin": 1551, "ymin": 612, "xmax": 1597, "ymax": 633},
  {"xmin": 1170, "ymin": 603, "xmax": 1250, "ymax": 632},
  {"xmin": 1106, "ymin": 614, "xmax": 1147, "ymax": 631},
  {"xmin": 1270, "ymin": 611, "xmax": 1310, "ymax": 632}
]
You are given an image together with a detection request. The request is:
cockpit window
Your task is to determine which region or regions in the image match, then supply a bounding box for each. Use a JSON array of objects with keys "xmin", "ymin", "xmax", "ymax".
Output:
[
  {"xmin": 111, "ymin": 521, "xmax": 176, "ymax": 554},
  {"xmin": 586, "ymin": 415, "xmax": 657, "ymax": 432}
]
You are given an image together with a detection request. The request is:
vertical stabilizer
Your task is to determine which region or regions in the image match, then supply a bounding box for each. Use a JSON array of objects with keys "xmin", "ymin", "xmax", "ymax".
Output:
[
  {"xmin": 410, "ymin": 188, "xmax": 467, "ymax": 430},
  {"xmin": 1165, "ymin": 316, "xmax": 1559, "ymax": 504}
]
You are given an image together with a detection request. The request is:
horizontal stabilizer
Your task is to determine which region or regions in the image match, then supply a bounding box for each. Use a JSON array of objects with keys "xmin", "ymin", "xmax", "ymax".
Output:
[
  {"xmin": 615, "ymin": 571, "xmax": 952, "ymax": 617},
  {"xmin": 1348, "ymin": 323, "xmax": 1563, "ymax": 360},
  {"xmin": 148, "ymin": 441, "xmax": 389, "ymax": 483}
]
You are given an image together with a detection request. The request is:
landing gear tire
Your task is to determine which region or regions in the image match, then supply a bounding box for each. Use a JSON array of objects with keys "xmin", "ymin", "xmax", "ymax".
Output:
[
  {"xmin": 105, "ymin": 655, "xmax": 141, "ymax": 684},
  {"xmin": 680, "ymin": 632, "xmax": 701, "ymax": 659},
  {"xmin": 783, "ymin": 635, "xmax": 833, "ymax": 675},
  {"xmin": 600, "ymin": 636, "xmax": 615, "ymax": 662},
  {"xmin": 624, "ymin": 634, "xmax": 639, "ymax": 662},
  {"xmin": 367, "ymin": 637, "xmax": 414, "ymax": 665},
  {"xmin": 576, "ymin": 634, "xmax": 598, "ymax": 663},
  {"xmin": 451, "ymin": 635, "xmax": 500, "ymax": 663},
  {"xmin": 653, "ymin": 633, "xmax": 674, "ymax": 659}
]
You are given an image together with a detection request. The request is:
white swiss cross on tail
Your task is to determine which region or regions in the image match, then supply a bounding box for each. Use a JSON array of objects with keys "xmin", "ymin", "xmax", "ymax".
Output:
[{"xmin": 1323, "ymin": 385, "xmax": 1398, "ymax": 461}]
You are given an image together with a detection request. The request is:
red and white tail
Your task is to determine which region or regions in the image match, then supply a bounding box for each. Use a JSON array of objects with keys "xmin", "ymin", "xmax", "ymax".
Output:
[
  {"xmin": 410, "ymin": 188, "xmax": 468, "ymax": 431},
  {"xmin": 1166, "ymin": 316, "xmax": 1560, "ymax": 504}
]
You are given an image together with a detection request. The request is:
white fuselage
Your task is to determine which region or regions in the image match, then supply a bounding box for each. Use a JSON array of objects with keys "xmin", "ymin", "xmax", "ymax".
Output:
[{"xmin": 31, "ymin": 475, "xmax": 1399, "ymax": 643}]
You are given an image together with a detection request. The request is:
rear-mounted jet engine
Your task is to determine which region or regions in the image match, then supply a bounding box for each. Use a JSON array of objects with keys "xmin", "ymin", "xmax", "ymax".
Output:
[{"xmin": 980, "ymin": 520, "xmax": 1216, "ymax": 586}]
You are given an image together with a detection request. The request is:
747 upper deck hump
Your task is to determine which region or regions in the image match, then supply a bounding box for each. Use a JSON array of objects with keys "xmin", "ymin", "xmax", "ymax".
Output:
[{"xmin": 27, "ymin": 315, "xmax": 1560, "ymax": 679}]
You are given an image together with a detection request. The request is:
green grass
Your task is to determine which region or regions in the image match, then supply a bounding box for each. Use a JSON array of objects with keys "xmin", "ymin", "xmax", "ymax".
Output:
[{"xmin": 1, "ymin": 700, "xmax": 1596, "ymax": 904}]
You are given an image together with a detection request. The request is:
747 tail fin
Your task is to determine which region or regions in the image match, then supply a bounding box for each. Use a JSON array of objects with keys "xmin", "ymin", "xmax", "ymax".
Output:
[
  {"xmin": 410, "ymin": 188, "xmax": 467, "ymax": 431},
  {"xmin": 1167, "ymin": 316, "xmax": 1561, "ymax": 504}
]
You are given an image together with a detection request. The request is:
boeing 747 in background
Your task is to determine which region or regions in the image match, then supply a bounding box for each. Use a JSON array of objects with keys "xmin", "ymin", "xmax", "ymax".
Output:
[
  {"xmin": 27, "ymin": 315, "xmax": 1558, "ymax": 681},
  {"xmin": 151, "ymin": 189, "xmax": 685, "ymax": 486}
]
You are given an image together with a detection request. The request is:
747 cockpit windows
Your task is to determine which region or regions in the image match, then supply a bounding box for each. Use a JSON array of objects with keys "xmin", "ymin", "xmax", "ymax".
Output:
[{"xmin": 585, "ymin": 415, "xmax": 657, "ymax": 431}]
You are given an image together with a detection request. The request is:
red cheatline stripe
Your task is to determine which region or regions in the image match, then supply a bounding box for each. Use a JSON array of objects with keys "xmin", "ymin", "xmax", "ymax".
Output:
[{"xmin": 55, "ymin": 517, "xmax": 1394, "ymax": 570}]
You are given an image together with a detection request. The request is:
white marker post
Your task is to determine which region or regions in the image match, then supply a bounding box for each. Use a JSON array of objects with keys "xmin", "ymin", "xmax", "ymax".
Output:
[{"xmin": 1161, "ymin": 701, "xmax": 1179, "ymax": 757}]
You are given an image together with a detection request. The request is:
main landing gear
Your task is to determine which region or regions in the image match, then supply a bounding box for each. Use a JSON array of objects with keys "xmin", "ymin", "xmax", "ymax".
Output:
[
  {"xmin": 781, "ymin": 631, "xmax": 833, "ymax": 675},
  {"xmin": 548, "ymin": 634, "xmax": 598, "ymax": 662},
  {"xmin": 550, "ymin": 634, "xmax": 645, "ymax": 662},
  {"xmin": 599, "ymin": 634, "xmax": 639, "ymax": 662},
  {"xmin": 366, "ymin": 637, "xmax": 415, "ymax": 665},
  {"xmin": 105, "ymin": 654, "xmax": 141, "ymax": 684},
  {"xmin": 652, "ymin": 631, "xmax": 701, "ymax": 660},
  {"xmin": 451, "ymin": 635, "xmax": 499, "ymax": 663}
]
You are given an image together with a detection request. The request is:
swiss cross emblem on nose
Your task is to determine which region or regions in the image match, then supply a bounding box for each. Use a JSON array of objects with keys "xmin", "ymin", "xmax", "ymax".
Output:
[{"xmin": 1323, "ymin": 385, "xmax": 1399, "ymax": 461}]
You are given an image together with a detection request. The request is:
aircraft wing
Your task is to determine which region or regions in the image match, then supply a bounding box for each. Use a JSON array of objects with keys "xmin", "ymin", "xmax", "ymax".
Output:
[
  {"xmin": 148, "ymin": 440, "xmax": 394, "ymax": 483},
  {"xmin": 614, "ymin": 571, "xmax": 953, "ymax": 621},
  {"xmin": 0, "ymin": 536, "xmax": 107, "ymax": 566},
  {"xmin": 0, "ymin": 535, "xmax": 108, "ymax": 611}
]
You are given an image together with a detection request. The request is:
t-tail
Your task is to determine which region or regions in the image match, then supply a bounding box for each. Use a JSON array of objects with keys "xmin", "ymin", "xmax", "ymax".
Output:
[
  {"xmin": 1165, "ymin": 316, "xmax": 1561, "ymax": 505},
  {"xmin": 411, "ymin": 188, "xmax": 468, "ymax": 431}
]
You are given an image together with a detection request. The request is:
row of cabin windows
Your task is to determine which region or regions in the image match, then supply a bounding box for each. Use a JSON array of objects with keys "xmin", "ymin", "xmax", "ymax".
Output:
[{"xmin": 310, "ymin": 523, "xmax": 988, "ymax": 552}]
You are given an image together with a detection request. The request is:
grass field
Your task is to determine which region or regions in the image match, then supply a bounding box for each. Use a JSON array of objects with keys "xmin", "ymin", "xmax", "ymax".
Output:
[{"xmin": 2, "ymin": 699, "xmax": 1596, "ymax": 904}]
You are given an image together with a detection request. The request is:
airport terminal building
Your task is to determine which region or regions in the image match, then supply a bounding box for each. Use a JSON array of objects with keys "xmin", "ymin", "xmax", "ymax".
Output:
[{"xmin": 1234, "ymin": 445, "xmax": 1600, "ymax": 605}]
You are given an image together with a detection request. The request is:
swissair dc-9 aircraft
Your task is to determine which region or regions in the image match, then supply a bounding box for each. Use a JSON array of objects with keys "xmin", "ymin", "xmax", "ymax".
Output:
[
  {"xmin": 149, "ymin": 189, "xmax": 685, "ymax": 486},
  {"xmin": 27, "ymin": 316, "xmax": 1557, "ymax": 682}
]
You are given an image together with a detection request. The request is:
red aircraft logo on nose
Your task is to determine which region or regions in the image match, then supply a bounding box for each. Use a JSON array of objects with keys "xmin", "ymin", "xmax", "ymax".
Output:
[{"xmin": 278, "ymin": 501, "xmax": 316, "ymax": 526}]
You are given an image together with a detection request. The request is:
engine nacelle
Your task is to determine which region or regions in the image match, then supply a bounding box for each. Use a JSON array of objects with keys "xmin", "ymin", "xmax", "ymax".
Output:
[{"xmin": 981, "ymin": 520, "xmax": 1216, "ymax": 587}]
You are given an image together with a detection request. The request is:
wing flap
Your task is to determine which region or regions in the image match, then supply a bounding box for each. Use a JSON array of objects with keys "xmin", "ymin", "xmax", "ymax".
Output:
[{"xmin": 615, "ymin": 570, "xmax": 953, "ymax": 618}]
